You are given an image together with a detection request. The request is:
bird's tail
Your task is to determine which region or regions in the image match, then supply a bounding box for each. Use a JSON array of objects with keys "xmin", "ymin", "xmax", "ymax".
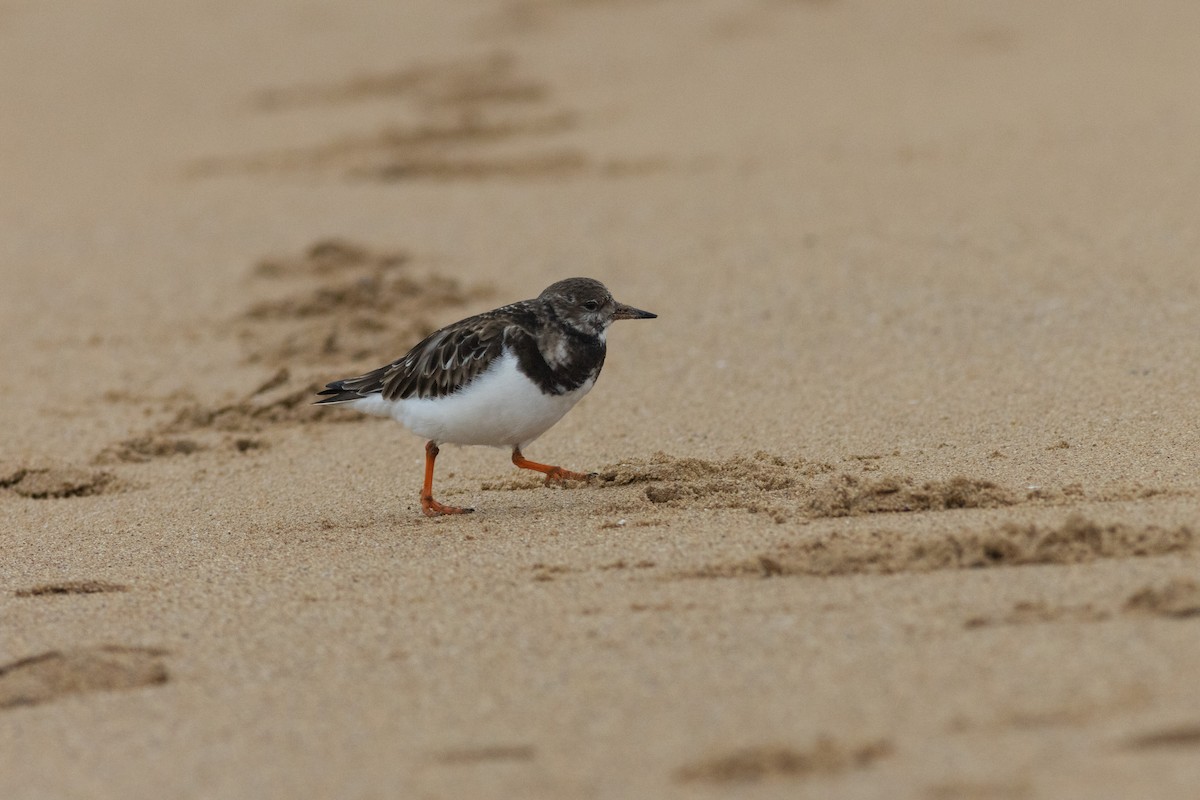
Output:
[
  {"xmin": 314, "ymin": 380, "xmax": 362, "ymax": 405},
  {"xmin": 313, "ymin": 366, "xmax": 390, "ymax": 405}
]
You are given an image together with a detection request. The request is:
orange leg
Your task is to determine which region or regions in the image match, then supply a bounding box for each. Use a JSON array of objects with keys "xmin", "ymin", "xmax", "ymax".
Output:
[
  {"xmin": 421, "ymin": 441, "xmax": 472, "ymax": 516},
  {"xmin": 512, "ymin": 447, "xmax": 593, "ymax": 485}
]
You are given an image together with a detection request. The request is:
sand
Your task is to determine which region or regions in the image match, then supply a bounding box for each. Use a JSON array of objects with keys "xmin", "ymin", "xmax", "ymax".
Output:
[{"xmin": 2, "ymin": 1, "xmax": 1200, "ymax": 798}]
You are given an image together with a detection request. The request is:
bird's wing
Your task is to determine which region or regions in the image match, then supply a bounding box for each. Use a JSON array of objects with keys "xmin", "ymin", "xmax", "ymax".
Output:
[{"xmin": 316, "ymin": 308, "xmax": 525, "ymax": 403}]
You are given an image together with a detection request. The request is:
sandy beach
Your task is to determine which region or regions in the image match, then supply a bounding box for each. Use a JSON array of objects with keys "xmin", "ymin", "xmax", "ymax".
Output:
[{"xmin": 3, "ymin": 1, "xmax": 1200, "ymax": 797}]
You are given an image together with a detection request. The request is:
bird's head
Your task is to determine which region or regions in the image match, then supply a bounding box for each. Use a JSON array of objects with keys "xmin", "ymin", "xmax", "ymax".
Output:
[{"xmin": 540, "ymin": 277, "xmax": 656, "ymax": 338}]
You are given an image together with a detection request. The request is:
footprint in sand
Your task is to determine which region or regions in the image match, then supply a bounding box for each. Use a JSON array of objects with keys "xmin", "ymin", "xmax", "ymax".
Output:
[
  {"xmin": 1124, "ymin": 725, "xmax": 1200, "ymax": 751},
  {"xmin": 0, "ymin": 646, "xmax": 168, "ymax": 710},
  {"xmin": 675, "ymin": 738, "xmax": 893, "ymax": 784},
  {"xmin": 0, "ymin": 465, "xmax": 120, "ymax": 499},
  {"xmin": 14, "ymin": 581, "xmax": 129, "ymax": 597}
]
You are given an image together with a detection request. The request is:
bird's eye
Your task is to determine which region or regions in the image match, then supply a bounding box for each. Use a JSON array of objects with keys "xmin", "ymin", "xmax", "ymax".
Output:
[{"xmin": 582, "ymin": 300, "xmax": 600, "ymax": 311}]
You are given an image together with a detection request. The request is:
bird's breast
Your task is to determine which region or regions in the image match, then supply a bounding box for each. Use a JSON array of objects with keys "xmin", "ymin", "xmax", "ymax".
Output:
[{"xmin": 384, "ymin": 351, "xmax": 595, "ymax": 448}]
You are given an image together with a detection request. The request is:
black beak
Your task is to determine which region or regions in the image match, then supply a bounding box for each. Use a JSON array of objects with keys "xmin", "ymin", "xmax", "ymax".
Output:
[{"xmin": 613, "ymin": 302, "xmax": 657, "ymax": 321}]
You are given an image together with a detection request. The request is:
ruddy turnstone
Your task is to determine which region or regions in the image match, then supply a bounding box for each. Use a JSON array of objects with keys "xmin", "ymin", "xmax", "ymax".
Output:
[{"xmin": 316, "ymin": 277, "xmax": 656, "ymax": 516}]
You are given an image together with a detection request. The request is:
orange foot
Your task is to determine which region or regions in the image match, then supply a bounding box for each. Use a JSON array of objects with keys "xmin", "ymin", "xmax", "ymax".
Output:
[
  {"xmin": 421, "ymin": 496, "xmax": 474, "ymax": 517},
  {"xmin": 512, "ymin": 448, "xmax": 596, "ymax": 486},
  {"xmin": 540, "ymin": 466, "xmax": 595, "ymax": 485}
]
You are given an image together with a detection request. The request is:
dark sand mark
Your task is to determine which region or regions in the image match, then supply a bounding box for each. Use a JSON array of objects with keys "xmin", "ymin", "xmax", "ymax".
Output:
[
  {"xmin": 505, "ymin": 560, "xmax": 657, "ymax": 585},
  {"xmin": 433, "ymin": 744, "xmax": 536, "ymax": 764},
  {"xmin": 947, "ymin": 684, "xmax": 1150, "ymax": 734},
  {"xmin": 192, "ymin": 122, "xmax": 661, "ymax": 183},
  {"xmin": 253, "ymin": 237, "xmax": 408, "ymax": 278},
  {"xmin": 531, "ymin": 563, "xmax": 577, "ymax": 583},
  {"xmin": 160, "ymin": 372, "xmax": 332, "ymax": 434},
  {"xmin": 1124, "ymin": 725, "xmax": 1200, "ymax": 751},
  {"xmin": 966, "ymin": 578, "xmax": 1200, "ymax": 628},
  {"xmin": 675, "ymin": 738, "xmax": 893, "ymax": 784},
  {"xmin": 1007, "ymin": 705, "xmax": 1115, "ymax": 729},
  {"xmin": 95, "ymin": 435, "xmax": 205, "ymax": 464},
  {"xmin": 965, "ymin": 601, "xmax": 1110, "ymax": 629},
  {"xmin": 357, "ymin": 149, "xmax": 589, "ymax": 182},
  {"xmin": 356, "ymin": 152, "xmax": 666, "ymax": 183},
  {"xmin": 0, "ymin": 646, "xmax": 168, "ymax": 710},
  {"xmin": 252, "ymin": 52, "xmax": 546, "ymax": 112},
  {"xmin": 15, "ymin": 581, "xmax": 129, "ymax": 597},
  {"xmin": 200, "ymin": 241, "xmax": 482, "ymax": 431},
  {"xmin": 244, "ymin": 258, "xmax": 465, "ymax": 323},
  {"xmin": 600, "ymin": 559, "xmax": 657, "ymax": 571},
  {"xmin": 685, "ymin": 515, "xmax": 1194, "ymax": 579},
  {"xmin": 192, "ymin": 52, "xmax": 667, "ymax": 184},
  {"xmin": 0, "ymin": 465, "xmax": 120, "ymax": 499},
  {"xmin": 1124, "ymin": 578, "xmax": 1200, "ymax": 618},
  {"xmin": 191, "ymin": 111, "xmax": 577, "ymax": 178}
]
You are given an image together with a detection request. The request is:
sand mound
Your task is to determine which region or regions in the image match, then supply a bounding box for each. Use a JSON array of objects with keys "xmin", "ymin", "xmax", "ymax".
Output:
[
  {"xmin": 597, "ymin": 452, "xmax": 1019, "ymax": 522},
  {"xmin": 806, "ymin": 473, "xmax": 1017, "ymax": 516}
]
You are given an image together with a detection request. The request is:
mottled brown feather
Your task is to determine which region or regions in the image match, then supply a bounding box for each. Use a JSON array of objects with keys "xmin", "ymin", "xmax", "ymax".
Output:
[
  {"xmin": 316, "ymin": 278, "xmax": 653, "ymax": 405},
  {"xmin": 316, "ymin": 305, "xmax": 525, "ymax": 402}
]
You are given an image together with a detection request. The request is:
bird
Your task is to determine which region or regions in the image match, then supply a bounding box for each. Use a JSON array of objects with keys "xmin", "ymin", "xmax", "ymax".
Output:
[{"xmin": 315, "ymin": 277, "xmax": 656, "ymax": 516}]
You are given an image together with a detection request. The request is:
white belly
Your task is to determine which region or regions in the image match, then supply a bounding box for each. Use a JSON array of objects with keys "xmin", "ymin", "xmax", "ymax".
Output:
[{"xmin": 349, "ymin": 351, "xmax": 595, "ymax": 449}]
